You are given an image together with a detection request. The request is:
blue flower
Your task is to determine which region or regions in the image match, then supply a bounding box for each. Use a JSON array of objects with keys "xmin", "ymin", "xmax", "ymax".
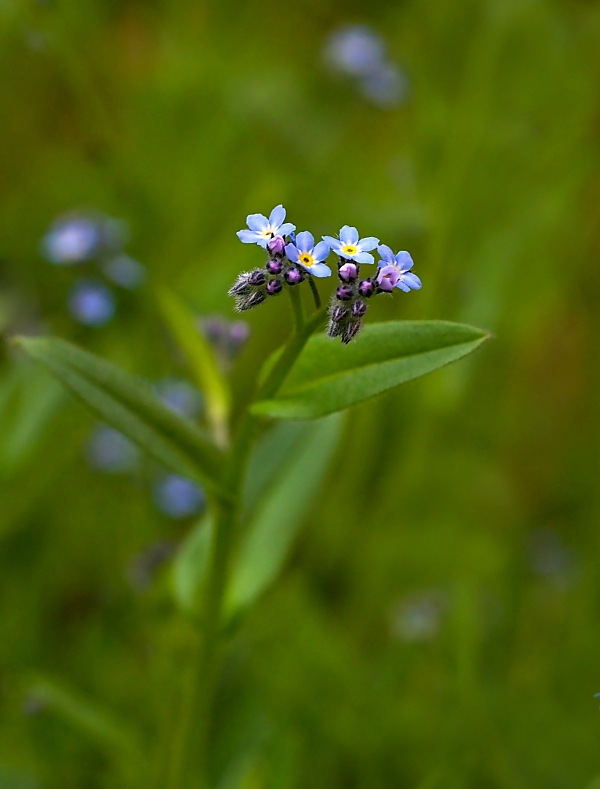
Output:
[
  {"xmin": 322, "ymin": 226, "xmax": 379, "ymax": 264},
  {"xmin": 236, "ymin": 204, "xmax": 296, "ymax": 249},
  {"xmin": 376, "ymin": 244, "xmax": 421, "ymax": 292},
  {"xmin": 43, "ymin": 216, "xmax": 102, "ymax": 265},
  {"xmin": 68, "ymin": 279, "xmax": 116, "ymax": 326},
  {"xmin": 285, "ymin": 231, "xmax": 331, "ymax": 278}
]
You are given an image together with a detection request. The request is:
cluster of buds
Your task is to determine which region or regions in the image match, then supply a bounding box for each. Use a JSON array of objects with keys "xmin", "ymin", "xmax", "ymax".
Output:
[
  {"xmin": 228, "ymin": 234, "xmax": 306, "ymax": 311},
  {"xmin": 327, "ymin": 244, "xmax": 421, "ymax": 343},
  {"xmin": 229, "ymin": 204, "xmax": 421, "ymax": 342},
  {"xmin": 328, "ymin": 261, "xmax": 373, "ymax": 343}
]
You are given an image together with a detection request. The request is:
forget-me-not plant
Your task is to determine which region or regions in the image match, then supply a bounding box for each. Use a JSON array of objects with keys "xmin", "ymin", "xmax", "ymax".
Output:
[
  {"xmin": 16, "ymin": 196, "xmax": 490, "ymax": 789},
  {"xmin": 285, "ymin": 231, "xmax": 332, "ymax": 278},
  {"xmin": 376, "ymin": 245, "xmax": 422, "ymax": 292},
  {"xmin": 236, "ymin": 204, "xmax": 296, "ymax": 249},
  {"xmin": 230, "ymin": 205, "xmax": 421, "ymax": 343},
  {"xmin": 322, "ymin": 225, "xmax": 379, "ymax": 265}
]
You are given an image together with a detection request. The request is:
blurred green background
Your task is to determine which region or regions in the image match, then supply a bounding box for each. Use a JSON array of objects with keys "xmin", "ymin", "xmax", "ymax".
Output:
[{"xmin": 2, "ymin": 0, "xmax": 600, "ymax": 787}]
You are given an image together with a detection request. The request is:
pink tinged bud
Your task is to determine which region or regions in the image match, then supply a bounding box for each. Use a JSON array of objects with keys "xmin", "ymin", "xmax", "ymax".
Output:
[
  {"xmin": 336, "ymin": 285, "xmax": 353, "ymax": 301},
  {"xmin": 266, "ymin": 278, "xmax": 283, "ymax": 295},
  {"xmin": 249, "ymin": 269, "xmax": 266, "ymax": 286},
  {"xmin": 266, "ymin": 259, "xmax": 283, "ymax": 274},
  {"xmin": 377, "ymin": 265, "xmax": 400, "ymax": 292},
  {"xmin": 358, "ymin": 279, "xmax": 374, "ymax": 297},
  {"xmin": 285, "ymin": 267, "xmax": 303, "ymax": 285},
  {"xmin": 339, "ymin": 262, "xmax": 358, "ymax": 281},
  {"xmin": 267, "ymin": 235, "xmax": 286, "ymax": 255}
]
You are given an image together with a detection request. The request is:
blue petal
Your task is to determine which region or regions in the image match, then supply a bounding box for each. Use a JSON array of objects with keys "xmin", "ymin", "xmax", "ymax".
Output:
[
  {"xmin": 246, "ymin": 213, "xmax": 269, "ymax": 232},
  {"xmin": 353, "ymin": 251, "xmax": 375, "ymax": 264},
  {"xmin": 377, "ymin": 244, "xmax": 395, "ymax": 263},
  {"xmin": 313, "ymin": 241, "xmax": 330, "ymax": 262},
  {"xmin": 278, "ymin": 222, "xmax": 296, "ymax": 236},
  {"xmin": 256, "ymin": 236, "xmax": 270, "ymax": 249},
  {"xmin": 322, "ymin": 235, "xmax": 340, "ymax": 249},
  {"xmin": 269, "ymin": 204, "xmax": 286, "ymax": 227},
  {"xmin": 396, "ymin": 280, "xmax": 411, "ymax": 292},
  {"xmin": 339, "ymin": 225, "xmax": 359, "ymax": 245},
  {"xmin": 285, "ymin": 243, "xmax": 299, "ymax": 262},
  {"xmin": 309, "ymin": 262, "xmax": 332, "ymax": 278},
  {"xmin": 358, "ymin": 236, "xmax": 379, "ymax": 252},
  {"xmin": 237, "ymin": 229, "xmax": 262, "ymax": 244},
  {"xmin": 295, "ymin": 230, "xmax": 314, "ymax": 253},
  {"xmin": 402, "ymin": 272, "xmax": 422, "ymax": 290},
  {"xmin": 396, "ymin": 251, "xmax": 414, "ymax": 271}
]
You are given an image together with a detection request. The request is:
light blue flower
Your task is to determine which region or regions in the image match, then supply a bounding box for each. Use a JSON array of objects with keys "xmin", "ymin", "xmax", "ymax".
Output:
[
  {"xmin": 68, "ymin": 279, "xmax": 116, "ymax": 326},
  {"xmin": 376, "ymin": 244, "xmax": 421, "ymax": 292},
  {"xmin": 236, "ymin": 204, "xmax": 296, "ymax": 249},
  {"xmin": 285, "ymin": 231, "xmax": 331, "ymax": 277},
  {"xmin": 43, "ymin": 217, "xmax": 101, "ymax": 265},
  {"xmin": 322, "ymin": 226, "xmax": 379, "ymax": 264}
]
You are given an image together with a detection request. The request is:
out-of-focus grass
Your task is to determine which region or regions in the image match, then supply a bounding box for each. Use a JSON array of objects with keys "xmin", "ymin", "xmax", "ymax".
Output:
[{"xmin": 1, "ymin": 0, "xmax": 600, "ymax": 787}]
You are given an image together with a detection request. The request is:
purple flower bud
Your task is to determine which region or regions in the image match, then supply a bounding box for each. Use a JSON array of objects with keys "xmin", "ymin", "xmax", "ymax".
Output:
[
  {"xmin": 339, "ymin": 262, "xmax": 358, "ymax": 281},
  {"xmin": 249, "ymin": 269, "xmax": 266, "ymax": 286},
  {"xmin": 285, "ymin": 266, "xmax": 303, "ymax": 285},
  {"xmin": 228, "ymin": 272, "xmax": 252, "ymax": 297},
  {"xmin": 327, "ymin": 320, "xmax": 343, "ymax": 339},
  {"xmin": 266, "ymin": 259, "xmax": 282, "ymax": 274},
  {"xmin": 267, "ymin": 235, "xmax": 286, "ymax": 256},
  {"xmin": 342, "ymin": 318, "xmax": 363, "ymax": 344},
  {"xmin": 336, "ymin": 285, "xmax": 353, "ymax": 301},
  {"xmin": 235, "ymin": 290, "xmax": 266, "ymax": 311},
  {"xmin": 331, "ymin": 305, "xmax": 349, "ymax": 322},
  {"xmin": 351, "ymin": 299, "xmax": 367, "ymax": 317},
  {"xmin": 266, "ymin": 278, "xmax": 283, "ymax": 295},
  {"xmin": 358, "ymin": 279, "xmax": 374, "ymax": 297}
]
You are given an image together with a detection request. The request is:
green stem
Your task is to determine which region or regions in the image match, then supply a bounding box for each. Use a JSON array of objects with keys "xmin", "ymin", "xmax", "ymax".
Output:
[
  {"xmin": 288, "ymin": 286, "xmax": 304, "ymax": 333},
  {"xmin": 179, "ymin": 304, "xmax": 327, "ymax": 788},
  {"xmin": 308, "ymin": 277, "xmax": 321, "ymax": 309}
]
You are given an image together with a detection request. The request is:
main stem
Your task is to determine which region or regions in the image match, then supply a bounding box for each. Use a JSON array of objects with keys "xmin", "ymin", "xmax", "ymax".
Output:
[{"xmin": 184, "ymin": 303, "xmax": 327, "ymax": 788}]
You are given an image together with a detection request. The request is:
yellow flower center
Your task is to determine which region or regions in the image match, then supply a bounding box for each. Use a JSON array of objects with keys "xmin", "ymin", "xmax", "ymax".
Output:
[
  {"xmin": 299, "ymin": 253, "xmax": 314, "ymax": 267},
  {"xmin": 341, "ymin": 244, "xmax": 358, "ymax": 256},
  {"xmin": 260, "ymin": 225, "xmax": 275, "ymax": 238}
]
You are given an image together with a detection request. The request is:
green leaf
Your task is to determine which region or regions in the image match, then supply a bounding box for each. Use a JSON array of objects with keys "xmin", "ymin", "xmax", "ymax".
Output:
[
  {"xmin": 0, "ymin": 364, "xmax": 64, "ymax": 474},
  {"xmin": 14, "ymin": 337, "xmax": 225, "ymax": 496},
  {"xmin": 251, "ymin": 320, "xmax": 489, "ymax": 420},
  {"xmin": 157, "ymin": 287, "xmax": 231, "ymax": 447},
  {"xmin": 241, "ymin": 420, "xmax": 307, "ymax": 519},
  {"xmin": 226, "ymin": 413, "xmax": 344, "ymax": 615},
  {"xmin": 27, "ymin": 676, "xmax": 141, "ymax": 757},
  {"xmin": 172, "ymin": 514, "xmax": 213, "ymax": 612}
]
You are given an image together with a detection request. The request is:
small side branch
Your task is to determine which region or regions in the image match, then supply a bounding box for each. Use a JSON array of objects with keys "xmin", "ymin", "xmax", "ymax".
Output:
[
  {"xmin": 308, "ymin": 277, "xmax": 321, "ymax": 310},
  {"xmin": 288, "ymin": 286, "xmax": 304, "ymax": 334}
]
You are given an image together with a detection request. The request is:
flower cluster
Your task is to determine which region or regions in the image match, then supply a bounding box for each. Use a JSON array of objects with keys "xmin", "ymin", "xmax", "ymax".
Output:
[
  {"xmin": 40, "ymin": 210, "xmax": 146, "ymax": 327},
  {"xmin": 230, "ymin": 204, "xmax": 421, "ymax": 343}
]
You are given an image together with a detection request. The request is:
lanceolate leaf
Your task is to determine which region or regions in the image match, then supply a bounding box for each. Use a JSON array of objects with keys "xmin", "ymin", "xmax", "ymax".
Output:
[
  {"xmin": 226, "ymin": 413, "xmax": 344, "ymax": 615},
  {"xmin": 15, "ymin": 337, "xmax": 225, "ymax": 495},
  {"xmin": 251, "ymin": 321, "xmax": 489, "ymax": 420},
  {"xmin": 172, "ymin": 514, "xmax": 213, "ymax": 612},
  {"xmin": 241, "ymin": 420, "xmax": 308, "ymax": 519},
  {"xmin": 27, "ymin": 675, "xmax": 141, "ymax": 757},
  {"xmin": 157, "ymin": 287, "xmax": 231, "ymax": 448}
]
